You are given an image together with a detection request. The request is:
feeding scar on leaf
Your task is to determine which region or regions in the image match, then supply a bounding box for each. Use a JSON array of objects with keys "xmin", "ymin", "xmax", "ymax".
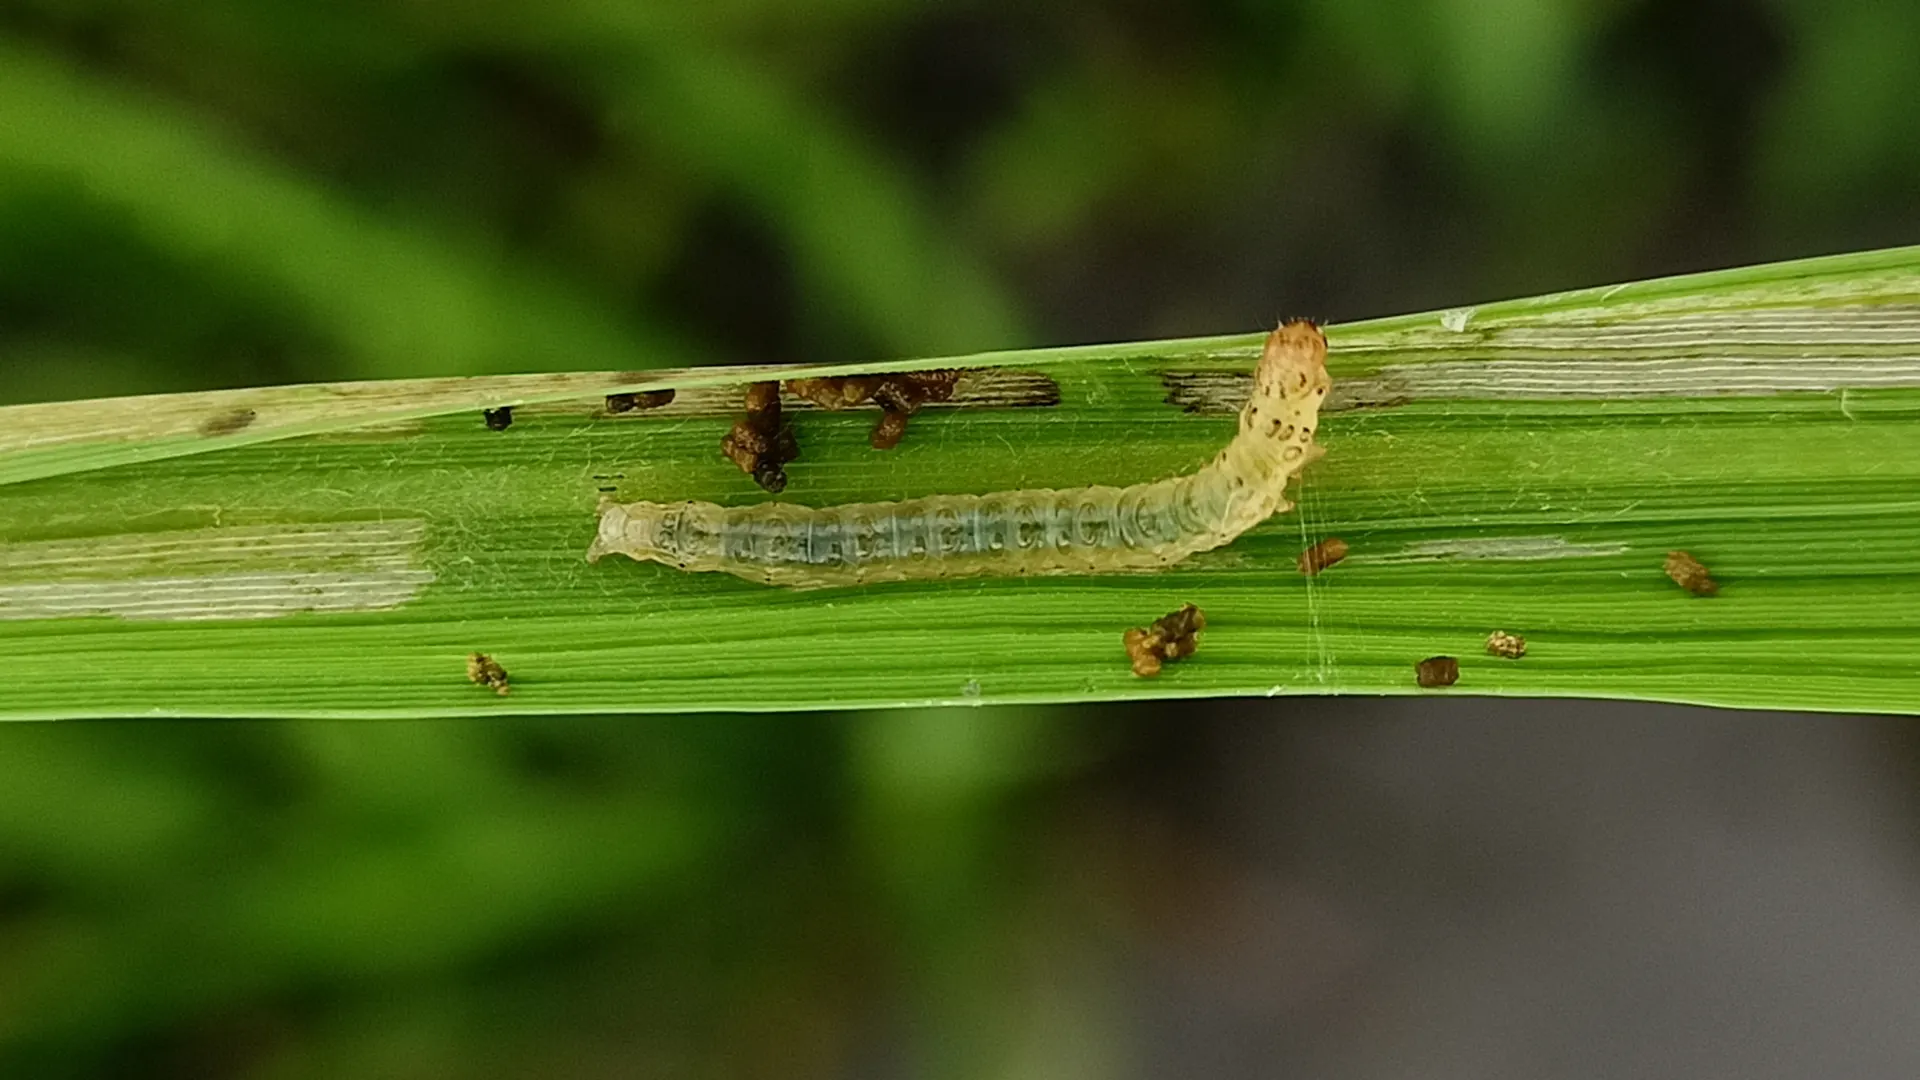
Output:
[{"xmin": 588, "ymin": 320, "xmax": 1333, "ymax": 588}]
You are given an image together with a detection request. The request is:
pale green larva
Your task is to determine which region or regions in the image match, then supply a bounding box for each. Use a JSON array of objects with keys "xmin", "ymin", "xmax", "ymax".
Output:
[{"xmin": 588, "ymin": 320, "xmax": 1332, "ymax": 588}]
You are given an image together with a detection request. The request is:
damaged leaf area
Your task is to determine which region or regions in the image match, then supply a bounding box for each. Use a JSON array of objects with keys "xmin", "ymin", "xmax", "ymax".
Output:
[{"xmin": 2, "ymin": 247, "xmax": 1920, "ymax": 718}]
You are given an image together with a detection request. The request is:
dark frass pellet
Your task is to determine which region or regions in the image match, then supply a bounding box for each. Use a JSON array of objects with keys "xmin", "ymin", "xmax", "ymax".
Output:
[
  {"xmin": 483, "ymin": 407, "xmax": 514, "ymax": 431},
  {"xmin": 606, "ymin": 389, "xmax": 675, "ymax": 413}
]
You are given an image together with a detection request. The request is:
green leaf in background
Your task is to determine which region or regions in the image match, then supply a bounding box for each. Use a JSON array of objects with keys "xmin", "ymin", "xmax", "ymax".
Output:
[
  {"xmin": 0, "ymin": 36, "xmax": 694, "ymax": 384},
  {"xmin": 3, "ymin": 247, "xmax": 1917, "ymax": 719}
]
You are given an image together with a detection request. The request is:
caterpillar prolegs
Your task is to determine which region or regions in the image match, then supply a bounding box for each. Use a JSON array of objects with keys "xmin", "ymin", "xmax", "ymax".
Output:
[{"xmin": 587, "ymin": 320, "xmax": 1331, "ymax": 588}]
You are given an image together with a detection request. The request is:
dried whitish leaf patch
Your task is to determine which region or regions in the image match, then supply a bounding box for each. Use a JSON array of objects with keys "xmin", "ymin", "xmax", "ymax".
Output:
[{"xmin": 0, "ymin": 520, "xmax": 434, "ymax": 621}]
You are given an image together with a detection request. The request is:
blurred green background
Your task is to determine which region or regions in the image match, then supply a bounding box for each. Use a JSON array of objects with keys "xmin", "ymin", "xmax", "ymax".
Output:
[{"xmin": 4, "ymin": 2, "xmax": 1920, "ymax": 1077}]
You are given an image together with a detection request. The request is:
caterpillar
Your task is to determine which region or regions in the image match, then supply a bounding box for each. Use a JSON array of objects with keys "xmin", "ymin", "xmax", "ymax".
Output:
[{"xmin": 587, "ymin": 319, "xmax": 1331, "ymax": 588}]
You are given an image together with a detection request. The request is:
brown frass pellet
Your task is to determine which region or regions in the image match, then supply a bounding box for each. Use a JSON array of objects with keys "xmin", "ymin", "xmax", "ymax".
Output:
[
  {"xmin": 1297, "ymin": 536, "xmax": 1350, "ymax": 576},
  {"xmin": 1415, "ymin": 655, "xmax": 1459, "ymax": 688},
  {"xmin": 1485, "ymin": 630, "xmax": 1527, "ymax": 659},
  {"xmin": 1664, "ymin": 550, "xmax": 1719, "ymax": 596},
  {"xmin": 466, "ymin": 652, "xmax": 510, "ymax": 695}
]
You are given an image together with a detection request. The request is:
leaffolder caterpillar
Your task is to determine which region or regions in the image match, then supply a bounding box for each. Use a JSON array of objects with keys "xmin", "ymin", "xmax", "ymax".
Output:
[{"xmin": 588, "ymin": 320, "xmax": 1332, "ymax": 588}]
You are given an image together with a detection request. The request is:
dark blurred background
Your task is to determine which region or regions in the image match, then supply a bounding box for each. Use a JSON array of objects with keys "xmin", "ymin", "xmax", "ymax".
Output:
[{"xmin": 3, "ymin": 2, "xmax": 1920, "ymax": 1076}]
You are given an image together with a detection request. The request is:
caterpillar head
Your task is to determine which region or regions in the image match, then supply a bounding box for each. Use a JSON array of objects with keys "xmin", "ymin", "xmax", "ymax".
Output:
[
  {"xmin": 587, "ymin": 500, "xmax": 680, "ymax": 564},
  {"xmin": 1240, "ymin": 318, "xmax": 1331, "ymax": 446},
  {"xmin": 1255, "ymin": 319, "xmax": 1330, "ymax": 404}
]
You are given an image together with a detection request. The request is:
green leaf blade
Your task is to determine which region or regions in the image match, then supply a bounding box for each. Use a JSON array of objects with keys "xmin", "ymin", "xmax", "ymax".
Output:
[{"xmin": 4, "ymin": 248, "xmax": 1920, "ymax": 718}]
